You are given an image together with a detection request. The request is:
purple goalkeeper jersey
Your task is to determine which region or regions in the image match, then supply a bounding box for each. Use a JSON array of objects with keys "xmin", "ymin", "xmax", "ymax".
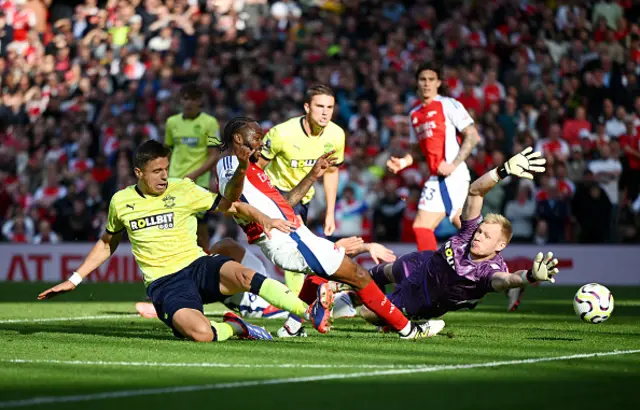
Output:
[{"xmin": 384, "ymin": 216, "xmax": 508, "ymax": 319}]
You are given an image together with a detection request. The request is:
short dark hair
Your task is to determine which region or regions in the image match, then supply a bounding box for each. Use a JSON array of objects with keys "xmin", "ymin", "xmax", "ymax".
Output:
[
  {"xmin": 133, "ymin": 140, "xmax": 171, "ymax": 169},
  {"xmin": 221, "ymin": 117, "xmax": 256, "ymax": 150},
  {"xmin": 180, "ymin": 82, "xmax": 203, "ymax": 99},
  {"xmin": 304, "ymin": 84, "xmax": 335, "ymax": 104},
  {"xmin": 415, "ymin": 62, "xmax": 442, "ymax": 82}
]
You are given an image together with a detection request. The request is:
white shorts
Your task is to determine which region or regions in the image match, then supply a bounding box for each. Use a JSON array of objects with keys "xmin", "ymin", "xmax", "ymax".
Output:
[
  {"xmin": 256, "ymin": 224, "xmax": 345, "ymax": 277},
  {"xmin": 418, "ymin": 175, "xmax": 469, "ymax": 221}
]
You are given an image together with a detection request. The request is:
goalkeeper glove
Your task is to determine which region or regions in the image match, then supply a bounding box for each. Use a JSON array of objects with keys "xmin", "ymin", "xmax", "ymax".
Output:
[
  {"xmin": 492, "ymin": 147, "xmax": 546, "ymax": 181},
  {"xmin": 521, "ymin": 252, "xmax": 559, "ymax": 284}
]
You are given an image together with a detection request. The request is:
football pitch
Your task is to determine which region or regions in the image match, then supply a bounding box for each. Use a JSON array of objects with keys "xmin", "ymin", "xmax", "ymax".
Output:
[{"xmin": 0, "ymin": 283, "xmax": 639, "ymax": 410}]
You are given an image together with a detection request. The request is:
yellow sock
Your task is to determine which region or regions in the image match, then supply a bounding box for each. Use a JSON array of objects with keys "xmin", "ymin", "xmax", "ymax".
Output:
[
  {"xmin": 259, "ymin": 278, "xmax": 308, "ymax": 317},
  {"xmin": 285, "ymin": 270, "xmax": 305, "ymax": 295},
  {"xmin": 210, "ymin": 321, "xmax": 234, "ymax": 341}
]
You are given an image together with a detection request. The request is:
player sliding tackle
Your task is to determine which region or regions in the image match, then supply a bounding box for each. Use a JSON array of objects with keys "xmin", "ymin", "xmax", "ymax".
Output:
[
  {"xmin": 217, "ymin": 117, "xmax": 442, "ymax": 339},
  {"xmin": 37, "ymin": 140, "xmax": 332, "ymax": 342},
  {"xmin": 360, "ymin": 147, "xmax": 559, "ymax": 328}
]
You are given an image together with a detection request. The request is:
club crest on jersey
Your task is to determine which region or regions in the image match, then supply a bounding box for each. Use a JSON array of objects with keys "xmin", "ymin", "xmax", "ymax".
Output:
[
  {"xmin": 163, "ymin": 195, "xmax": 176, "ymax": 209},
  {"xmin": 444, "ymin": 240, "xmax": 456, "ymax": 271},
  {"xmin": 290, "ymin": 159, "xmax": 317, "ymax": 168},
  {"xmin": 130, "ymin": 213, "xmax": 175, "ymax": 231}
]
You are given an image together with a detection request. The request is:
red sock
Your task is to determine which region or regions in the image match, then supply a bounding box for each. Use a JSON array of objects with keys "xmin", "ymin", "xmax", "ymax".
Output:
[
  {"xmin": 356, "ymin": 281, "xmax": 409, "ymax": 332},
  {"xmin": 298, "ymin": 275, "xmax": 328, "ymax": 304},
  {"xmin": 414, "ymin": 227, "xmax": 437, "ymax": 251}
]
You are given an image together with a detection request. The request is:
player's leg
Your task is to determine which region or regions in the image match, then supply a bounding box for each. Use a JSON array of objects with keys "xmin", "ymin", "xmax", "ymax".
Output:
[
  {"xmin": 289, "ymin": 225, "xmax": 425, "ymax": 337},
  {"xmin": 217, "ymin": 260, "xmax": 309, "ymax": 317},
  {"xmin": 284, "ymin": 202, "xmax": 310, "ymax": 295},
  {"xmin": 445, "ymin": 177, "xmax": 468, "ymax": 230},
  {"xmin": 146, "ymin": 266, "xmax": 240, "ymax": 342},
  {"xmin": 413, "ymin": 178, "xmax": 446, "ymax": 251}
]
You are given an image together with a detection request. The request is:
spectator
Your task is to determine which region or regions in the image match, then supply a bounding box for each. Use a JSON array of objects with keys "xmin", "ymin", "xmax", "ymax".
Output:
[
  {"xmin": 33, "ymin": 219, "xmax": 60, "ymax": 244},
  {"xmin": 589, "ymin": 142, "xmax": 622, "ymax": 239},
  {"xmin": 573, "ymin": 179, "xmax": 613, "ymax": 243},
  {"xmin": 373, "ymin": 178, "xmax": 405, "ymax": 242},
  {"xmin": 535, "ymin": 123, "xmax": 570, "ymax": 163},
  {"xmin": 334, "ymin": 186, "xmax": 368, "ymax": 239},
  {"xmin": 562, "ymin": 106, "xmax": 592, "ymax": 146},
  {"xmin": 504, "ymin": 184, "xmax": 536, "ymax": 243},
  {"xmin": 536, "ymin": 181, "xmax": 570, "ymax": 243},
  {"xmin": 0, "ymin": 0, "xmax": 638, "ymax": 245}
]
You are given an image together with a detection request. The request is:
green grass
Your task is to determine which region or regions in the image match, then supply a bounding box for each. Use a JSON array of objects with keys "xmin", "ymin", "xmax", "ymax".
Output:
[{"xmin": 1, "ymin": 283, "xmax": 639, "ymax": 409}]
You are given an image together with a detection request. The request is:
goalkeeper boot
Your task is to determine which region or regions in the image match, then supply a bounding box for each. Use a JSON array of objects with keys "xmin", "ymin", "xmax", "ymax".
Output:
[
  {"xmin": 223, "ymin": 312, "xmax": 273, "ymax": 340},
  {"xmin": 399, "ymin": 320, "xmax": 445, "ymax": 340}
]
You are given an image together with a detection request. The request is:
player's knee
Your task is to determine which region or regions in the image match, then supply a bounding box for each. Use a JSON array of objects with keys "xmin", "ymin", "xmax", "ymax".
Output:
[
  {"xmin": 186, "ymin": 324, "xmax": 214, "ymax": 342},
  {"xmin": 235, "ymin": 267, "xmax": 255, "ymax": 291}
]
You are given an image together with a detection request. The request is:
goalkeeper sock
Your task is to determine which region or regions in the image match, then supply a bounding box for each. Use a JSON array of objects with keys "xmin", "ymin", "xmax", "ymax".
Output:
[
  {"xmin": 414, "ymin": 227, "xmax": 437, "ymax": 251},
  {"xmin": 355, "ymin": 280, "xmax": 410, "ymax": 333},
  {"xmin": 250, "ymin": 274, "xmax": 308, "ymax": 317},
  {"xmin": 285, "ymin": 270, "xmax": 305, "ymax": 295},
  {"xmin": 210, "ymin": 321, "xmax": 235, "ymax": 341}
]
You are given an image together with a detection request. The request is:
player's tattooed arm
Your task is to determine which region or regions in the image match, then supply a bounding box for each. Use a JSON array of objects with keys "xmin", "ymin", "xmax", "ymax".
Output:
[{"xmin": 452, "ymin": 125, "xmax": 480, "ymax": 167}]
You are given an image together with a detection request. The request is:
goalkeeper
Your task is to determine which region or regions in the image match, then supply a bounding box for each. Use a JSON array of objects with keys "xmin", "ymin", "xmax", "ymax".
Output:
[{"xmin": 361, "ymin": 148, "xmax": 560, "ymax": 328}]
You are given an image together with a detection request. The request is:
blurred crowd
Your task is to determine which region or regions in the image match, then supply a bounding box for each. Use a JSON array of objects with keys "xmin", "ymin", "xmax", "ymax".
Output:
[{"xmin": 1, "ymin": 0, "xmax": 639, "ymax": 246}]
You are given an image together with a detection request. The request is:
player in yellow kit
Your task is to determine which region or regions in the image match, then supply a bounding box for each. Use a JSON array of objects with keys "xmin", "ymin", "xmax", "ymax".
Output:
[
  {"xmin": 165, "ymin": 83, "xmax": 221, "ymax": 250},
  {"xmin": 257, "ymin": 84, "xmax": 345, "ymax": 296},
  {"xmin": 38, "ymin": 140, "xmax": 332, "ymax": 342}
]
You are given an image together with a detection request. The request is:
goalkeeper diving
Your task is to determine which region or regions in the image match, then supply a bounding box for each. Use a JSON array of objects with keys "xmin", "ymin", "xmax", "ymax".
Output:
[{"xmin": 358, "ymin": 147, "xmax": 560, "ymax": 329}]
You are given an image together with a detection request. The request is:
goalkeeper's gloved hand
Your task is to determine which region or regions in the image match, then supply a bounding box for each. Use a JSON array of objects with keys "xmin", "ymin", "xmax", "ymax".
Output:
[
  {"xmin": 493, "ymin": 147, "xmax": 546, "ymax": 180},
  {"xmin": 521, "ymin": 252, "xmax": 559, "ymax": 284}
]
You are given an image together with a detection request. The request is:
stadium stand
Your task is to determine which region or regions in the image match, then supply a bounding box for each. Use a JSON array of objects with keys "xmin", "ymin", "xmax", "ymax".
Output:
[{"xmin": 0, "ymin": 0, "xmax": 639, "ymax": 246}]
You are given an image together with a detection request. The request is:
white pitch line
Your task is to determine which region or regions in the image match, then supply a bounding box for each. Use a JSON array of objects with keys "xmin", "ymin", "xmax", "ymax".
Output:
[
  {"xmin": 0, "ymin": 311, "xmax": 227, "ymax": 325},
  {"xmin": 1, "ymin": 349, "xmax": 639, "ymax": 409},
  {"xmin": 0, "ymin": 315, "xmax": 139, "ymax": 324},
  {"xmin": 1, "ymin": 358, "xmax": 421, "ymax": 370}
]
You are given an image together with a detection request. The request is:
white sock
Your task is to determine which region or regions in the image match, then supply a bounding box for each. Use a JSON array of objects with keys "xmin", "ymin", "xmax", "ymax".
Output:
[
  {"xmin": 241, "ymin": 249, "xmax": 267, "ymax": 274},
  {"xmin": 283, "ymin": 314, "xmax": 303, "ymax": 333},
  {"xmin": 399, "ymin": 321, "xmax": 413, "ymax": 336}
]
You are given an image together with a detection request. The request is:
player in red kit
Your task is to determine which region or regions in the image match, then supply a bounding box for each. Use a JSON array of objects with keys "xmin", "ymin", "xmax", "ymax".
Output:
[{"xmin": 388, "ymin": 63, "xmax": 480, "ymax": 251}]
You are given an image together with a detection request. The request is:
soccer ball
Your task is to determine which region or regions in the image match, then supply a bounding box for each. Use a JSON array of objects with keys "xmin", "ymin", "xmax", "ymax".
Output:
[{"xmin": 573, "ymin": 283, "xmax": 614, "ymax": 324}]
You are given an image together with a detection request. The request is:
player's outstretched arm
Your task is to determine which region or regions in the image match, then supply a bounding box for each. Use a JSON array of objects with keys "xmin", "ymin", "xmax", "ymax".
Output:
[
  {"xmin": 38, "ymin": 231, "xmax": 124, "ymax": 300},
  {"xmin": 219, "ymin": 198, "xmax": 296, "ymax": 239},
  {"xmin": 335, "ymin": 237, "xmax": 396, "ymax": 264},
  {"xmin": 284, "ymin": 150, "xmax": 337, "ymax": 207},
  {"xmin": 461, "ymin": 147, "xmax": 546, "ymax": 221},
  {"xmin": 491, "ymin": 252, "xmax": 559, "ymax": 292}
]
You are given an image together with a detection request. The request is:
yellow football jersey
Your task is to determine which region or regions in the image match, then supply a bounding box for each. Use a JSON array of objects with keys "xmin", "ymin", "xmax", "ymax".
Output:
[
  {"xmin": 261, "ymin": 116, "xmax": 345, "ymax": 204},
  {"xmin": 165, "ymin": 113, "xmax": 221, "ymax": 188},
  {"xmin": 105, "ymin": 178, "xmax": 221, "ymax": 286}
]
